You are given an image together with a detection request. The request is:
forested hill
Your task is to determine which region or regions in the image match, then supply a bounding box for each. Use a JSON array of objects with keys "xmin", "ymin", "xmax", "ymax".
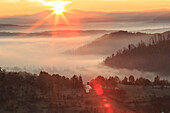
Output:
[{"xmin": 104, "ymin": 33, "xmax": 170, "ymax": 75}]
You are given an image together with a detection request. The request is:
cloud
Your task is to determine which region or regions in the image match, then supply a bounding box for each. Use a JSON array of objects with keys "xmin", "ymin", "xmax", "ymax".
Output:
[
  {"xmin": 0, "ymin": 0, "xmax": 39, "ymax": 2},
  {"xmin": 0, "ymin": 0, "xmax": 18, "ymax": 2}
]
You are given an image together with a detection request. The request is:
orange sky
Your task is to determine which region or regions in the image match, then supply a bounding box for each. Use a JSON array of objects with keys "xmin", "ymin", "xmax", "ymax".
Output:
[{"xmin": 0, "ymin": 0, "xmax": 170, "ymax": 16}]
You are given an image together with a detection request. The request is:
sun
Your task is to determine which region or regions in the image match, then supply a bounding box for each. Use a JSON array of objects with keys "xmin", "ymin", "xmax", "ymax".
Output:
[
  {"xmin": 38, "ymin": 0, "xmax": 72, "ymax": 14},
  {"xmin": 52, "ymin": 5, "xmax": 65, "ymax": 14}
]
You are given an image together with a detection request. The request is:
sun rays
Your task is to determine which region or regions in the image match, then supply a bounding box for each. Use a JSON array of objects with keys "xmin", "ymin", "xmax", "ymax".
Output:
[
  {"xmin": 38, "ymin": 0, "xmax": 72, "ymax": 14},
  {"xmin": 21, "ymin": 0, "xmax": 72, "ymax": 38}
]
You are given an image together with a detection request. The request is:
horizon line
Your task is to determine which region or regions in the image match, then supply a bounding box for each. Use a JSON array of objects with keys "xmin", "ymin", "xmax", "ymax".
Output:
[{"xmin": 1, "ymin": 8, "xmax": 170, "ymax": 18}]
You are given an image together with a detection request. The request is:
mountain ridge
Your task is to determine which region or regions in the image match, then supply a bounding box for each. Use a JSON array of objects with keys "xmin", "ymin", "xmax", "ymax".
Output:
[
  {"xmin": 67, "ymin": 30, "xmax": 154, "ymax": 55},
  {"xmin": 0, "ymin": 30, "xmax": 111, "ymax": 38}
]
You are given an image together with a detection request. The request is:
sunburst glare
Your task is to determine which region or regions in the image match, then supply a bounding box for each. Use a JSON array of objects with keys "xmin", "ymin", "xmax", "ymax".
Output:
[{"xmin": 38, "ymin": 0, "xmax": 72, "ymax": 14}]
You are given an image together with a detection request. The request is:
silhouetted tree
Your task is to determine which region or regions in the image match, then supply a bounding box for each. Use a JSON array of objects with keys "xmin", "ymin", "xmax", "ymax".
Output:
[
  {"xmin": 79, "ymin": 76, "xmax": 83, "ymax": 88},
  {"xmin": 71, "ymin": 75, "xmax": 81, "ymax": 89},
  {"xmin": 135, "ymin": 77, "xmax": 151, "ymax": 86},
  {"xmin": 129, "ymin": 75, "xmax": 135, "ymax": 85},
  {"xmin": 122, "ymin": 77, "xmax": 128, "ymax": 85},
  {"xmin": 115, "ymin": 76, "xmax": 121, "ymax": 83},
  {"xmin": 154, "ymin": 76, "xmax": 160, "ymax": 85},
  {"xmin": 38, "ymin": 71, "xmax": 52, "ymax": 92},
  {"xmin": 107, "ymin": 76, "xmax": 116, "ymax": 87},
  {"xmin": 2, "ymin": 69, "xmax": 6, "ymax": 73},
  {"xmin": 90, "ymin": 76, "xmax": 105, "ymax": 87}
]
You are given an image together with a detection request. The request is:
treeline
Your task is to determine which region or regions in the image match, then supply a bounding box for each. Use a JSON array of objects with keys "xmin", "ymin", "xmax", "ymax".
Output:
[
  {"xmin": 1, "ymin": 68, "xmax": 169, "ymax": 113},
  {"xmin": 104, "ymin": 33, "xmax": 170, "ymax": 75},
  {"xmin": 0, "ymin": 68, "xmax": 83, "ymax": 92},
  {"xmin": 0, "ymin": 67, "xmax": 169, "ymax": 91},
  {"xmin": 0, "ymin": 68, "xmax": 85, "ymax": 113},
  {"xmin": 0, "ymin": 67, "xmax": 169, "ymax": 110},
  {"xmin": 122, "ymin": 75, "xmax": 169, "ymax": 86},
  {"xmin": 90, "ymin": 75, "xmax": 170, "ymax": 88}
]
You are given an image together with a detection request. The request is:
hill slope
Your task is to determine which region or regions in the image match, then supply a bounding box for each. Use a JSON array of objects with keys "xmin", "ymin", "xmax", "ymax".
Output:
[
  {"xmin": 104, "ymin": 33, "xmax": 170, "ymax": 75},
  {"xmin": 69, "ymin": 31, "xmax": 153, "ymax": 55}
]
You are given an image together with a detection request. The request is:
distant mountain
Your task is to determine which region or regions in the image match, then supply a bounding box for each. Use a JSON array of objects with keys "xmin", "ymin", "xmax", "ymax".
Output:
[
  {"xmin": 0, "ymin": 24, "xmax": 77, "ymax": 31},
  {"xmin": 1, "ymin": 10, "xmax": 170, "ymax": 24},
  {"xmin": 0, "ymin": 30, "xmax": 111, "ymax": 38},
  {"xmin": 0, "ymin": 24, "xmax": 25, "ymax": 30},
  {"xmin": 67, "ymin": 31, "xmax": 153, "ymax": 55},
  {"xmin": 152, "ymin": 12, "xmax": 170, "ymax": 23},
  {"xmin": 104, "ymin": 32, "xmax": 170, "ymax": 75},
  {"xmin": 140, "ymin": 27, "xmax": 170, "ymax": 33},
  {"xmin": 0, "ymin": 24, "xmax": 20, "ymax": 27}
]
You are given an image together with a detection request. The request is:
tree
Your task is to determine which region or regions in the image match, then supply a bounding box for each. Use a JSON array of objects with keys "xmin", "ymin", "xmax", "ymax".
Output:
[
  {"xmin": 115, "ymin": 76, "xmax": 121, "ymax": 83},
  {"xmin": 108, "ymin": 76, "xmax": 116, "ymax": 87},
  {"xmin": 71, "ymin": 75, "xmax": 79, "ymax": 89},
  {"xmin": 135, "ymin": 77, "xmax": 151, "ymax": 86},
  {"xmin": 2, "ymin": 69, "xmax": 6, "ymax": 73},
  {"xmin": 78, "ymin": 76, "xmax": 83, "ymax": 89},
  {"xmin": 38, "ymin": 71, "xmax": 52, "ymax": 92},
  {"xmin": 122, "ymin": 77, "xmax": 128, "ymax": 85},
  {"xmin": 129, "ymin": 75, "xmax": 135, "ymax": 85},
  {"xmin": 90, "ymin": 76, "xmax": 105, "ymax": 88},
  {"xmin": 154, "ymin": 76, "xmax": 160, "ymax": 85}
]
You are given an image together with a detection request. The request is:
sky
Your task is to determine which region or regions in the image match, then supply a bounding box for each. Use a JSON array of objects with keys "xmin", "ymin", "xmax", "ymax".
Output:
[{"xmin": 0, "ymin": 0, "xmax": 170, "ymax": 16}]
